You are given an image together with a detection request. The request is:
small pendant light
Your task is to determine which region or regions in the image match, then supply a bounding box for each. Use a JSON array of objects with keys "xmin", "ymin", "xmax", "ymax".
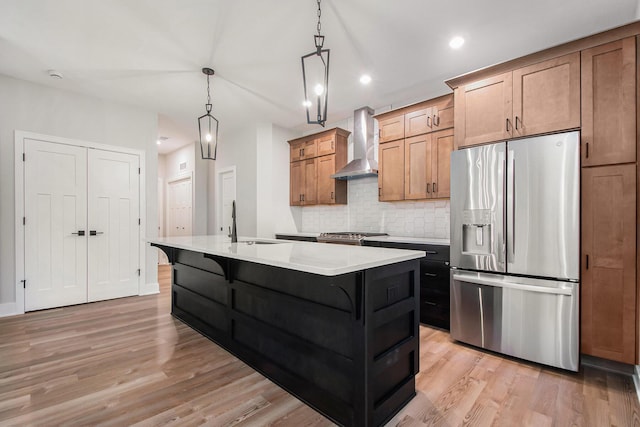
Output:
[
  {"xmin": 198, "ymin": 67, "xmax": 219, "ymax": 160},
  {"xmin": 301, "ymin": 0, "xmax": 330, "ymax": 127}
]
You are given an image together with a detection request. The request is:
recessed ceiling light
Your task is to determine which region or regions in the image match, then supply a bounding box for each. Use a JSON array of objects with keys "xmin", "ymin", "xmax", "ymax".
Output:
[
  {"xmin": 157, "ymin": 136, "xmax": 168, "ymax": 145},
  {"xmin": 360, "ymin": 74, "xmax": 372, "ymax": 85},
  {"xmin": 449, "ymin": 36, "xmax": 465, "ymax": 49}
]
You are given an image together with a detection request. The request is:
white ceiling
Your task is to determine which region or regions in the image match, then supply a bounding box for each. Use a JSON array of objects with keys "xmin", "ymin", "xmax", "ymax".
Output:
[{"xmin": 1, "ymin": 0, "xmax": 638, "ymax": 154}]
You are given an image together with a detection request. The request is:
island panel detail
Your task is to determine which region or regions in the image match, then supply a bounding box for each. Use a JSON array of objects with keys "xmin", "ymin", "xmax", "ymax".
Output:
[{"xmin": 153, "ymin": 243, "xmax": 420, "ymax": 427}]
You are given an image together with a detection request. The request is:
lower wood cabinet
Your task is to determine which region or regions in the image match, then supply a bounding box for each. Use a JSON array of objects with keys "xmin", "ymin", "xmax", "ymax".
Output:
[{"xmin": 581, "ymin": 164, "xmax": 637, "ymax": 364}]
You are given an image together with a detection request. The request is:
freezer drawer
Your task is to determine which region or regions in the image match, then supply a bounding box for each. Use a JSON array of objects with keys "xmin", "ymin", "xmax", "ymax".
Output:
[{"xmin": 450, "ymin": 270, "xmax": 579, "ymax": 371}]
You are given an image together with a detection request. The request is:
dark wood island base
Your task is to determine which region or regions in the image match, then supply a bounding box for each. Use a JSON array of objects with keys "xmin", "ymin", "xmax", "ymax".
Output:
[{"xmin": 153, "ymin": 244, "xmax": 420, "ymax": 427}]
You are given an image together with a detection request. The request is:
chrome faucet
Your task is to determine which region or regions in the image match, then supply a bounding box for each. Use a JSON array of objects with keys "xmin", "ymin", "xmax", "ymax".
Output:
[{"xmin": 230, "ymin": 200, "xmax": 238, "ymax": 243}]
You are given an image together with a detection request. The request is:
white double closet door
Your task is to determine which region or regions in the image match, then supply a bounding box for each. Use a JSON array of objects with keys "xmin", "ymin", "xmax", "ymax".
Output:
[{"xmin": 24, "ymin": 139, "xmax": 140, "ymax": 311}]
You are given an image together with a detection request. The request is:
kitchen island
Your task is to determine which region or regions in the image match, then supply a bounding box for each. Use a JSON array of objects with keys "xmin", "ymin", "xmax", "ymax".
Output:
[{"xmin": 150, "ymin": 235, "xmax": 424, "ymax": 427}]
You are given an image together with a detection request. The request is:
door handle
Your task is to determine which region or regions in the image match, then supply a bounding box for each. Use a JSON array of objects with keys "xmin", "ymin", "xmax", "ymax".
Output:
[
  {"xmin": 71, "ymin": 230, "xmax": 85, "ymax": 236},
  {"xmin": 89, "ymin": 230, "xmax": 104, "ymax": 236}
]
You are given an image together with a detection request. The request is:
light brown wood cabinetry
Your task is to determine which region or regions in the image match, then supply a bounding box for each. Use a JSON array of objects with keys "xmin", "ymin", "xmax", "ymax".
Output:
[
  {"xmin": 288, "ymin": 128, "xmax": 349, "ymax": 206},
  {"xmin": 404, "ymin": 128, "xmax": 453, "ymax": 200},
  {"xmin": 289, "ymin": 158, "xmax": 317, "ymax": 206},
  {"xmin": 582, "ymin": 164, "xmax": 637, "ymax": 364},
  {"xmin": 582, "ymin": 37, "xmax": 636, "ymax": 166},
  {"xmin": 455, "ymin": 53, "xmax": 580, "ymax": 148},
  {"xmin": 378, "ymin": 115, "xmax": 405, "ymax": 143},
  {"xmin": 379, "ymin": 140, "xmax": 405, "ymax": 201},
  {"xmin": 375, "ymin": 94, "xmax": 454, "ymax": 202},
  {"xmin": 317, "ymin": 154, "xmax": 347, "ymax": 204}
]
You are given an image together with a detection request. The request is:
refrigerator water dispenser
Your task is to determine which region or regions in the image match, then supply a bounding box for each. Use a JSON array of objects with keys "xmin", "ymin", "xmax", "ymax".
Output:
[{"xmin": 461, "ymin": 209, "xmax": 493, "ymax": 255}]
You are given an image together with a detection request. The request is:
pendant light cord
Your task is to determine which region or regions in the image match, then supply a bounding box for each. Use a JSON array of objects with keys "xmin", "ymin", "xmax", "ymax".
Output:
[{"xmin": 317, "ymin": 0, "xmax": 322, "ymax": 37}]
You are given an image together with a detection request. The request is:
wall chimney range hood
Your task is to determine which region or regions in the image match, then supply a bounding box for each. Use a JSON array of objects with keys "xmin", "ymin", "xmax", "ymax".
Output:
[{"xmin": 331, "ymin": 106, "xmax": 378, "ymax": 180}]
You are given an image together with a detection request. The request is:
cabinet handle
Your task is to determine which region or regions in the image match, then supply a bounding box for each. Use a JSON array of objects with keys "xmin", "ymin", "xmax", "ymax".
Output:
[
  {"xmin": 586, "ymin": 254, "xmax": 589, "ymax": 270},
  {"xmin": 71, "ymin": 230, "xmax": 85, "ymax": 236},
  {"xmin": 424, "ymin": 301, "xmax": 437, "ymax": 306},
  {"xmin": 425, "ymin": 250, "xmax": 438, "ymax": 254},
  {"xmin": 301, "ymin": 148, "xmax": 305, "ymax": 157},
  {"xmin": 302, "ymin": 194, "xmax": 305, "ymax": 202},
  {"xmin": 434, "ymin": 115, "xmax": 439, "ymax": 126},
  {"xmin": 423, "ymin": 272, "xmax": 438, "ymax": 277},
  {"xmin": 585, "ymin": 142, "xmax": 589, "ymax": 159},
  {"xmin": 378, "ymin": 188, "xmax": 382, "ymax": 197},
  {"xmin": 515, "ymin": 116, "xmax": 520, "ymax": 130},
  {"xmin": 433, "ymin": 182, "xmax": 437, "ymax": 193},
  {"xmin": 427, "ymin": 116, "xmax": 432, "ymax": 127},
  {"xmin": 426, "ymin": 183, "xmax": 431, "ymax": 193},
  {"xmin": 299, "ymin": 194, "xmax": 302, "ymax": 202},
  {"xmin": 331, "ymin": 191, "xmax": 334, "ymax": 200},
  {"xmin": 378, "ymin": 129, "xmax": 382, "ymax": 139},
  {"xmin": 506, "ymin": 118, "xmax": 511, "ymax": 132}
]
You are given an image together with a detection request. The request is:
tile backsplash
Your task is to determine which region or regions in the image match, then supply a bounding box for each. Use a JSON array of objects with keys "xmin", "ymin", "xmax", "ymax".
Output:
[{"xmin": 301, "ymin": 177, "xmax": 450, "ymax": 238}]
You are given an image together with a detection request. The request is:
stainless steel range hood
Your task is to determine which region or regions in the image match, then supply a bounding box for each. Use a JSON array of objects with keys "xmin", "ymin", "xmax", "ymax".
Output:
[{"xmin": 331, "ymin": 106, "xmax": 378, "ymax": 180}]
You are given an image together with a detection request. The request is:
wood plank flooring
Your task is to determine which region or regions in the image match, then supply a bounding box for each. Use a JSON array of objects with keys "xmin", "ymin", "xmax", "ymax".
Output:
[{"xmin": 0, "ymin": 263, "xmax": 638, "ymax": 426}]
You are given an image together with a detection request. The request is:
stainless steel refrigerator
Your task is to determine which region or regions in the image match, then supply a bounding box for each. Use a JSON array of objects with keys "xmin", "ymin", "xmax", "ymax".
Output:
[{"xmin": 450, "ymin": 131, "xmax": 580, "ymax": 371}]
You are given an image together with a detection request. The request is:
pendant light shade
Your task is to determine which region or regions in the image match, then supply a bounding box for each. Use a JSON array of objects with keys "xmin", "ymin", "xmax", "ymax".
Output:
[
  {"xmin": 198, "ymin": 67, "xmax": 219, "ymax": 160},
  {"xmin": 301, "ymin": 0, "xmax": 330, "ymax": 127}
]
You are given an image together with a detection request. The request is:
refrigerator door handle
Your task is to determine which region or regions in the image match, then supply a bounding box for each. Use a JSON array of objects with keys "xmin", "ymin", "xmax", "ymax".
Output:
[{"xmin": 452, "ymin": 273, "xmax": 574, "ymax": 296}]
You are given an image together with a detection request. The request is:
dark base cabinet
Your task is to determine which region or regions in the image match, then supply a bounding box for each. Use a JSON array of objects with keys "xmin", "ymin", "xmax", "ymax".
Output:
[
  {"xmin": 152, "ymin": 244, "xmax": 420, "ymax": 427},
  {"xmin": 363, "ymin": 241, "xmax": 450, "ymax": 330}
]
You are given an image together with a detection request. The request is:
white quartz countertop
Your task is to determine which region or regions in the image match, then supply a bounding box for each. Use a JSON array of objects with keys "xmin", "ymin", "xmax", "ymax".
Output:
[{"xmin": 149, "ymin": 235, "xmax": 425, "ymax": 276}]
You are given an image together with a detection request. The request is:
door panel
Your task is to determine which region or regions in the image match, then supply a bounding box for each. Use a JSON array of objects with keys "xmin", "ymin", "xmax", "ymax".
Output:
[
  {"xmin": 87, "ymin": 149, "xmax": 140, "ymax": 302},
  {"xmin": 512, "ymin": 53, "xmax": 580, "ymax": 137},
  {"xmin": 507, "ymin": 132, "xmax": 579, "ymax": 279},
  {"xmin": 404, "ymin": 134, "xmax": 429, "ymax": 199},
  {"xmin": 168, "ymin": 176, "xmax": 192, "ymax": 236},
  {"xmin": 433, "ymin": 129, "xmax": 453, "ymax": 199},
  {"xmin": 25, "ymin": 139, "xmax": 88, "ymax": 311},
  {"xmin": 317, "ymin": 154, "xmax": 336, "ymax": 204},
  {"xmin": 450, "ymin": 142, "xmax": 506, "ymax": 272},
  {"xmin": 581, "ymin": 37, "xmax": 636, "ymax": 166},
  {"xmin": 379, "ymin": 140, "xmax": 404, "ymax": 201},
  {"xmin": 456, "ymin": 72, "xmax": 512, "ymax": 148},
  {"xmin": 581, "ymin": 164, "xmax": 636, "ymax": 363}
]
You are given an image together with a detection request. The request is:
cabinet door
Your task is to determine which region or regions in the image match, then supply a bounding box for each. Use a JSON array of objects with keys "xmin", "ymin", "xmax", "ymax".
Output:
[
  {"xmin": 432, "ymin": 128, "xmax": 454, "ymax": 199},
  {"xmin": 404, "ymin": 134, "xmax": 430, "ymax": 199},
  {"xmin": 303, "ymin": 158, "xmax": 317, "ymax": 205},
  {"xmin": 316, "ymin": 133, "xmax": 336, "ymax": 156},
  {"xmin": 378, "ymin": 114, "xmax": 405, "ymax": 143},
  {"xmin": 582, "ymin": 37, "xmax": 636, "ymax": 166},
  {"xmin": 581, "ymin": 164, "xmax": 636, "ymax": 364},
  {"xmin": 379, "ymin": 140, "xmax": 404, "ymax": 201},
  {"xmin": 455, "ymin": 72, "xmax": 512, "ymax": 148},
  {"xmin": 512, "ymin": 53, "xmax": 580, "ymax": 137},
  {"xmin": 302, "ymin": 140, "xmax": 317, "ymax": 159},
  {"xmin": 432, "ymin": 96, "xmax": 454, "ymax": 131},
  {"xmin": 290, "ymin": 141, "xmax": 304, "ymax": 162},
  {"xmin": 290, "ymin": 161, "xmax": 304, "ymax": 206},
  {"xmin": 317, "ymin": 154, "xmax": 336, "ymax": 204},
  {"xmin": 405, "ymin": 107, "xmax": 432, "ymax": 137}
]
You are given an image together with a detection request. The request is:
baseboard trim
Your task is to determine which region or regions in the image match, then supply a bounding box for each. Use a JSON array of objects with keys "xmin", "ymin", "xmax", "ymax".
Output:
[
  {"xmin": 139, "ymin": 282, "xmax": 160, "ymax": 296},
  {"xmin": 0, "ymin": 302, "xmax": 23, "ymax": 318}
]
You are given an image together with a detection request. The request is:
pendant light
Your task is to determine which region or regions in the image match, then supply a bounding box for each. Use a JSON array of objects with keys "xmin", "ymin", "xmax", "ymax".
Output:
[
  {"xmin": 198, "ymin": 67, "xmax": 219, "ymax": 160},
  {"xmin": 301, "ymin": 0, "xmax": 330, "ymax": 127}
]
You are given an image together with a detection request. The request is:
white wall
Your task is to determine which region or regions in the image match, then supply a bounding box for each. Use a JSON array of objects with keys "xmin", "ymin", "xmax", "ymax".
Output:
[
  {"xmin": 0, "ymin": 74, "xmax": 158, "ymax": 308},
  {"xmin": 214, "ymin": 125, "xmax": 258, "ymax": 236}
]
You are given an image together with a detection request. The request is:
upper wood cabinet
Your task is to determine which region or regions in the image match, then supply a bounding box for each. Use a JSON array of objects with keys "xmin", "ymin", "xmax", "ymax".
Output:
[
  {"xmin": 455, "ymin": 53, "xmax": 580, "ymax": 148},
  {"xmin": 581, "ymin": 164, "xmax": 636, "ymax": 364},
  {"xmin": 582, "ymin": 37, "xmax": 636, "ymax": 166},
  {"xmin": 403, "ymin": 128, "xmax": 453, "ymax": 200},
  {"xmin": 288, "ymin": 128, "xmax": 350, "ymax": 206},
  {"xmin": 290, "ymin": 158, "xmax": 317, "ymax": 206},
  {"xmin": 379, "ymin": 140, "xmax": 405, "ymax": 201},
  {"xmin": 376, "ymin": 94, "xmax": 454, "ymax": 202},
  {"xmin": 377, "ymin": 94, "xmax": 454, "ymax": 143}
]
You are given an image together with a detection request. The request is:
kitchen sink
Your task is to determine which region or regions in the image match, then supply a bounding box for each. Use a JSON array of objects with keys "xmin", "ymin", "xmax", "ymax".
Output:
[{"xmin": 239, "ymin": 240, "xmax": 280, "ymax": 245}]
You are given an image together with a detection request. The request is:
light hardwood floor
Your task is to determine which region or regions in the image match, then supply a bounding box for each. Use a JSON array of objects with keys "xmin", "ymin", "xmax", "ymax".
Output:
[{"xmin": 0, "ymin": 264, "xmax": 638, "ymax": 426}]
